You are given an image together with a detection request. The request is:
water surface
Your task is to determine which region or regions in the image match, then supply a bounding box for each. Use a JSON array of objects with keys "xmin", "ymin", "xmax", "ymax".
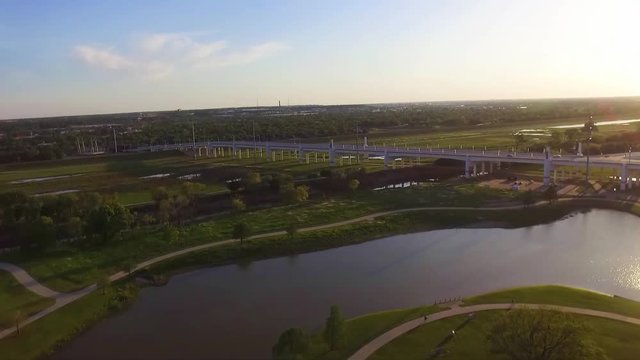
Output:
[{"xmin": 53, "ymin": 209, "xmax": 640, "ymax": 359}]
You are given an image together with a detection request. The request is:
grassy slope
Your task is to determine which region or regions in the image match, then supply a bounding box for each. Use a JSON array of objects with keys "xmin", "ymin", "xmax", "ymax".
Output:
[
  {"xmin": 0, "ymin": 284, "xmax": 136, "ymax": 360},
  {"xmin": 464, "ymin": 285, "xmax": 640, "ymax": 318},
  {"xmin": 307, "ymin": 305, "xmax": 443, "ymax": 360},
  {"xmin": 0, "ymin": 272, "xmax": 55, "ymax": 330},
  {"xmin": 371, "ymin": 311, "xmax": 640, "ymax": 360}
]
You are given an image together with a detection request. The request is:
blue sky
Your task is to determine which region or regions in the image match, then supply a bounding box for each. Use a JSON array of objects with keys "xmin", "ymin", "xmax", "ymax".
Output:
[{"xmin": 1, "ymin": 0, "xmax": 640, "ymax": 119}]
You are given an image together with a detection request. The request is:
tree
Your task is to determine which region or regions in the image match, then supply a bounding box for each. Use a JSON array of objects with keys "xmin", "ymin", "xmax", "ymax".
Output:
[
  {"xmin": 231, "ymin": 197, "xmax": 247, "ymax": 211},
  {"xmin": 286, "ymin": 223, "xmax": 298, "ymax": 240},
  {"xmin": 232, "ymin": 222, "xmax": 251, "ymax": 245},
  {"xmin": 85, "ymin": 203, "xmax": 133, "ymax": 243},
  {"xmin": 151, "ymin": 187, "xmax": 170, "ymax": 203},
  {"xmin": 96, "ymin": 275, "xmax": 110, "ymax": 295},
  {"xmin": 272, "ymin": 327, "xmax": 309, "ymax": 360},
  {"xmin": 281, "ymin": 185, "xmax": 309, "ymax": 204},
  {"xmin": 243, "ymin": 172, "xmax": 262, "ymax": 191},
  {"xmin": 543, "ymin": 185, "xmax": 558, "ymax": 204},
  {"xmin": 180, "ymin": 181, "xmax": 206, "ymax": 199},
  {"xmin": 513, "ymin": 133, "xmax": 526, "ymax": 151},
  {"xmin": 30, "ymin": 216, "xmax": 55, "ymax": 250},
  {"xmin": 522, "ymin": 190, "xmax": 536, "ymax": 208},
  {"xmin": 488, "ymin": 308, "xmax": 607, "ymax": 360},
  {"xmin": 348, "ymin": 179, "xmax": 360, "ymax": 192},
  {"xmin": 323, "ymin": 305, "xmax": 346, "ymax": 351},
  {"xmin": 14, "ymin": 310, "xmax": 26, "ymax": 335}
]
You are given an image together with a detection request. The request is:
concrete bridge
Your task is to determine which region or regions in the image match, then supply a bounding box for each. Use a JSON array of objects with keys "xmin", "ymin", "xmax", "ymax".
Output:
[{"xmin": 135, "ymin": 139, "xmax": 640, "ymax": 190}]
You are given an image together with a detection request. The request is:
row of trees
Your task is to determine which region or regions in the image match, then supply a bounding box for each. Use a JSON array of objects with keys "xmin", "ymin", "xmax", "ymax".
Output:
[
  {"xmin": 0, "ymin": 191, "xmax": 133, "ymax": 251},
  {"xmin": 6, "ymin": 98, "xmax": 640, "ymax": 163}
]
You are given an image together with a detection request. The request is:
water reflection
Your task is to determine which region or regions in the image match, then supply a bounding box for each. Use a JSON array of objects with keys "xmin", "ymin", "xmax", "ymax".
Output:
[{"xmin": 54, "ymin": 209, "xmax": 640, "ymax": 360}]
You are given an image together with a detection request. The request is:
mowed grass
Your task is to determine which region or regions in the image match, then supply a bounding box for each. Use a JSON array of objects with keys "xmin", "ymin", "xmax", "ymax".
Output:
[
  {"xmin": 308, "ymin": 305, "xmax": 443, "ymax": 360},
  {"xmin": 370, "ymin": 311, "xmax": 640, "ymax": 360},
  {"xmin": 0, "ymin": 283, "xmax": 134, "ymax": 360},
  {"xmin": 0, "ymin": 272, "xmax": 55, "ymax": 330},
  {"xmin": 464, "ymin": 285, "xmax": 640, "ymax": 319}
]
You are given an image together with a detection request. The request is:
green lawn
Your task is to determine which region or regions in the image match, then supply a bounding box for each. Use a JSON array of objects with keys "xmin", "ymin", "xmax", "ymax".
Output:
[
  {"xmin": 0, "ymin": 282, "xmax": 137, "ymax": 360},
  {"xmin": 371, "ymin": 311, "xmax": 640, "ymax": 360},
  {"xmin": 0, "ymin": 272, "xmax": 55, "ymax": 330},
  {"xmin": 308, "ymin": 305, "xmax": 443, "ymax": 360},
  {"xmin": 464, "ymin": 285, "xmax": 640, "ymax": 319}
]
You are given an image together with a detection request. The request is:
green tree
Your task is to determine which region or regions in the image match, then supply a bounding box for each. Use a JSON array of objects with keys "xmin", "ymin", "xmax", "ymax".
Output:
[
  {"xmin": 281, "ymin": 185, "xmax": 309, "ymax": 204},
  {"xmin": 286, "ymin": 223, "xmax": 298, "ymax": 240},
  {"xmin": 543, "ymin": 185, "xmax": 558, "ymax": 204},
  {"xmin": 233, "ymin": 222, "xmax": 252, "ymax": 245},
  {"xmin": 243, "ymin": 172, "xmax": 262, "ymax": 191},
  {"xmin": 64, "ymin": 216, "xmax": 84, "ymax": 239},
  {"xmin": 151, "ymin": 187, "xmax": 170, "ymax": 203},
  {"xmin": 14, "ymin": 310, "xmax": 26, "ymax": 335},
  {"xmin": 348, "ymin": 179, "xmax": 360, "ymax": 192},
  {"xmin": 231, "ymin": 197, "xmax": 247, "ymax": 211},
  {"xmin": 272, "ymin": 327, "xmax": 309, "ymax": 360},
  {"xmin": 522, "ymin": 190, "xmax": 536, "ymax": 208},
  {"xmin": 85, "ymin": 203, "xmax": 133, "ymax": 243},
  {"xmin": 96, "ymin": 275, "xmax": 111, "ymax": 295},
  {"xmin": 323, "ymin": 305, "xmax": 346, "ymax": 351},
  {"xmin": 488, "ymin": 308, "xmax": 608, "ymax": 360},
  {"xmin": 513, "ymin": 133, "xmax": 526, "ymax": 151},
  {"xmin": 180, "ymin": 181, "xmax": 206, "ymax": 199}
]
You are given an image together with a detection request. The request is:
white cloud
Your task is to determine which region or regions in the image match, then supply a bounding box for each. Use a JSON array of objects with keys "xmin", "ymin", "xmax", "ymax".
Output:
[
  {"xmin": 73, "ymin": 46, "xmax": 132, "ymax": 70},
  {"xmin": 145, "ymin": 61, "xmax": 175, "ymax": 80},
  {"xmin": 73, "ymin": 33, "xmax": 287, "ymax": 80}
]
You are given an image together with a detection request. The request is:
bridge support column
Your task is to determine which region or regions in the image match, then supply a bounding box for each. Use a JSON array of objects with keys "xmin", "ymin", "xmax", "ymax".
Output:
[
  {"xmin": 489, "ymin": 162, "xmax": 493, "ymax": 174},
  {"xmin": 473, "ymin": 163, "xmax": 477, "ymax": 177},
  {"xmin": 481, "ymin": 162, "xmax": 485, "ymax": 175},
  {"xmin": 496, "ymin": 161, "xmax": 501, "ymax": 170},
  {"xmin": 265, "ymin": 144, "xmax": 271, "ymax": 161},
  {"xmin": 464, "ymin": 156, "xmax": 471, "ymax": 179},
  {"xmin": 315, "ymin": 152, "xmax": 318, "ymax": 163},
  {"xmin": 620, "ymin": 163, "xmax": 628, "ymax": 191},
  {"xmin": 329, "ymin": 140, "xmax": 336, "ymax": 166},
  {"xmin": 383, "ymin": 151, "xmax": 390, "ymax": 168},
  {"xmin": 543, "ymin": 159, "xmax": 552, "ymax": 186}
]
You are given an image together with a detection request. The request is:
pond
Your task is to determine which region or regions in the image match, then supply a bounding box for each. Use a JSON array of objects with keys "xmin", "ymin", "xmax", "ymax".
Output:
[{"xmin": 53, "ymin": 209, "xmax": 640, "ymax": 359}]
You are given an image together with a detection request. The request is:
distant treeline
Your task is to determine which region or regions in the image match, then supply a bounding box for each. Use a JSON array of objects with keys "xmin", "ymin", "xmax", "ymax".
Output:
[{"xmin": 2, "ymin": 98, "xmax": 640, "ymax": 163}]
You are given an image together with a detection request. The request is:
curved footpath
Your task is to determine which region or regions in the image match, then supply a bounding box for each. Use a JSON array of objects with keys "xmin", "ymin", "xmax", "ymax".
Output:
[
  {"xmin": 348, "ymin": 302, "xmax": 640, "ymax": 360},
  {"xmin": 0, "ymin": 197, "xmax": 635, "ymax": 339}
]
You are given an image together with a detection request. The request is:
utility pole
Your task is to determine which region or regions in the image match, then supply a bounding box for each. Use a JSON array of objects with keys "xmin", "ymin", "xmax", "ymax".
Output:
[{"xmin": 113, "ymin": 129, "xmax": 118, "ymax": 153}]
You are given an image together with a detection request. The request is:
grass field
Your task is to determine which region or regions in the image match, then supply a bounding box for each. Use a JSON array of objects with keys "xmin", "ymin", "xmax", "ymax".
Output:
[
  {"xmin": 308, "ymin": 305, "xmax": 443, "ymax": 360},
  {"xmin": 0, "ymin": 272, "xmax": 55, "ymax": 330},
  {"xmin": 0, "ymin": 282, "xmax": 137, "ymax": 360},
  {"xmin": 370, "ymin": 311, "xmax": 640, "ymax": 360},
  {"xmin": 464, "ymin": 285, "xmax": 640, "ymax": 318}
]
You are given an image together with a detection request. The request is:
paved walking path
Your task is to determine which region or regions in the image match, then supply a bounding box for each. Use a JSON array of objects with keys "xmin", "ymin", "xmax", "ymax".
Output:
[
  {"xmin": 348, "ymin": 303, "xmax": 640, "ymax": 360},
  {"xmin": 0, "ymin": 196, "xmax": 636, "ymax": 339},
  {"xmin": 0, "ymin": 262, "xmax": 60, "ymax": 298}
]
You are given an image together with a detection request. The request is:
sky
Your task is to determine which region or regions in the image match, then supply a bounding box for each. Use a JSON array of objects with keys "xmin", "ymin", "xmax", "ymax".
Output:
[{"xmin": 1, "ymin": 0, "xmax": 640, "ymax": 119}]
